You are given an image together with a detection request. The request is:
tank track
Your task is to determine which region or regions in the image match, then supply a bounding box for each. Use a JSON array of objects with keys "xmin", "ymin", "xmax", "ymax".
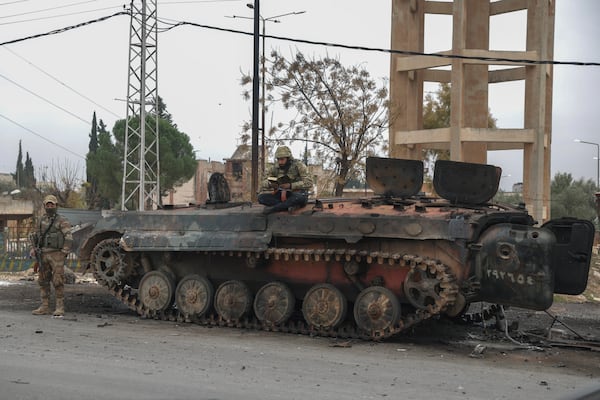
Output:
[{"xmin": 95, "ymin": 246, "xmax": 459, "ymax": 341}]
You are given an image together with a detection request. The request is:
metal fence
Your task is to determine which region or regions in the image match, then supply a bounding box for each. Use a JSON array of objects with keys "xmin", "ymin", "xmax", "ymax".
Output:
[{"xmin": 0, "ymin": 225, "xmax": 83, "ymax": 272}]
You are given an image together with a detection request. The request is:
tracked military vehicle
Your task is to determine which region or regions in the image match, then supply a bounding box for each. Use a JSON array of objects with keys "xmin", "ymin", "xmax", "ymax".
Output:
[{"xmin": 78, "ymin": 158, "xmax": 595, "ymax": 340}]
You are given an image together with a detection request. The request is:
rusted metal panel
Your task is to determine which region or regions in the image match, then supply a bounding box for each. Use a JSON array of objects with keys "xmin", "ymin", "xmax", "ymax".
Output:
[
  {"xmin": 366, "ymin": 157, "xmax": 424, "ymax": 198},
  {"xmin": 542, "ymin": 218, "xmax": 595, "ymax": 295},
  {"xmin": 433, "ymin": 159, "xmax": 501, "ymax": 204},
  {"xmin": 477, "ymin": 223, "xmax": 555, "ymax": 310},
  {"xmin": 268, "ymin": 208, "xmax": 475, "ymax": 242}
]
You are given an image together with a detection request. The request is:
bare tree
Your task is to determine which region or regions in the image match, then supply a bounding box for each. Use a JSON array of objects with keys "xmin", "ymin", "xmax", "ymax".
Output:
[
  {"xmin": 38, "ymin": 159, "xmax": 84, "ymax": 208},
  {"xmin": 243, "ymin": 52, "xmax": 389, "ymax": 196}
]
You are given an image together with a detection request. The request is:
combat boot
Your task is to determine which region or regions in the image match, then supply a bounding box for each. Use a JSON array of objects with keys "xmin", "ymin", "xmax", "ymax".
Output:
[
  {"xmin": 53, "ymin": 297, "xmax": 64, "ymax": 317},
  {"xmin": 32, "ymin": 288, "xmax": 50, "ymax": 315}
]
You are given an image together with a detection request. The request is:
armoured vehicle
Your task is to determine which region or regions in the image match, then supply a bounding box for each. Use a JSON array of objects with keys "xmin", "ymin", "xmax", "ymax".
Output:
[{"xmin": 78, "ymin": 158, "xmax": 595, "ymax": 340}]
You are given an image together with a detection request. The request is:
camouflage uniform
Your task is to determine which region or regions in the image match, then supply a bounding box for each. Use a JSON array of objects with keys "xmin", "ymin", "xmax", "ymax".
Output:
[
  {"xmin": 31, "ymin": 195, "xmax": 73, "ymax": 316},
  {"xmin": 258, "ymin": 146, "xmax": 313, "ymax": 214}
]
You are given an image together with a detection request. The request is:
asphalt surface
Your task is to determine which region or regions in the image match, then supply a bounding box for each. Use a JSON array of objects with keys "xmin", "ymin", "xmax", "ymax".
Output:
[{"xmin": 0, "ymin": 277, "xmax": 598, "ymax": 400}]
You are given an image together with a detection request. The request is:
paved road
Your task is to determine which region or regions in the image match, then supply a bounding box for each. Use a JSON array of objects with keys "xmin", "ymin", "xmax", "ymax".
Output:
[{"xmin": 0, "ymin": 280, "xmax": 598, "ymax": 400}]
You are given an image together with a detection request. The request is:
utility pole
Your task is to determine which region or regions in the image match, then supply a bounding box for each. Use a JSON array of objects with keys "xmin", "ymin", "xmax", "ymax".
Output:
[
  {"xmin": 240, "ymin": 2, "xmax": 304, "ymax": 200},
  {"xmin": 121, "ymin": 0, "xmax": 160, "ymax": 211},
  {"xmin": 250, "ymin": 0, "xmax": 260, "ymax": 202},
  {"xmin": 242, "ymin": 5, "xmax": 306, "ymax": 173}
]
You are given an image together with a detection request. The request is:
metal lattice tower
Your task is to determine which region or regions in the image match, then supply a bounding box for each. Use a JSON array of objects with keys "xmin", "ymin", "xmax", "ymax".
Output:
[{"xmin": 121, "ymin": 0, "xmax": 160, "ymax": 211}]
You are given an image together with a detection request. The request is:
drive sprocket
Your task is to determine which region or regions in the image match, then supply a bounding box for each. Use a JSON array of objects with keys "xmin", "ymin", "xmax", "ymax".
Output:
[{"xmin": 90, "ymin": 238, "xmax": 128, "ymax": 288}]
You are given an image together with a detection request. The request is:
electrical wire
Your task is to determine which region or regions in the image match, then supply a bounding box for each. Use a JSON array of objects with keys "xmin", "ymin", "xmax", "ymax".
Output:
[
  {"xmin": 0, "ymin": 4, "xmax": 126, "ymax": 26},
  {"xmin": 162, "ymin": 21, "xmax": 600, "ymax": 67},
  {"xmin": 0, "ymin": 0, "xmax": 99, "ymax": 20},
  {"xmin": 3, "ymin": 47, "xmax": 121, "ymax": 118},
  {"xmin": 0, "ymin": 112, "xmax": 86, "ymax": 160},
  {"xmin": 1, "ymin": 11, "xmax": 598, "ymax": 67},
  {"xmin": 0, "ymin": 71, "xmax": 91, "ymax": 125},
  {"xmin": 0, "ymin": 11, "xmax": 129, "ymax": 46},
  {"xmin": 0, "ymin": 9, "xmax": 596, "ymax": 169},
  {"xmin": 0, "ymin": 0, "xmax": 32, "ymax": 5},
  {"xmin": 499, "ymin": 305, "xmax": 544, "ymax": 350}
]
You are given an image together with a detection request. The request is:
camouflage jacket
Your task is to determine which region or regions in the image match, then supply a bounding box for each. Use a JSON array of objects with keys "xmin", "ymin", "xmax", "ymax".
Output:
[
  {"xmin": 33, "ymin": 213, "xmax": 73, "ymax": 254},
  {"xmin": 260, "ymin": 158, "xmax": 313, "ymax": 192}
]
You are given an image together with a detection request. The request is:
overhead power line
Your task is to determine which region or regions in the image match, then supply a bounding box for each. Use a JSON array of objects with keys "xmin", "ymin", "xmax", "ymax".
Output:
[
  {"xmin": 0, "ymin": 0, "xmax": 32, "ymax": 5},
  {"xmin": 162, "ymin": 20, "xmax": 600, "ymax": 67},
  {"xmin": 0, "ymin": 11, "xmax": 129, "ymax": 46},
  {"xmin": 0, "ymin": 71, "xmax": 91, "ymax": 125},
  {"xmin": 0, "ymin": 112, "xmax": 86, "ymax": 160},
  {"xmin": 3, "ymin": 47, "xmax": 121, "ymax": 118},
  {"xmin": 0, "ymin": 4, "xmax": 126, "ymax": 26},
  {"xmin": 0, "ymin": 0, "xmax": 99, "ymax": 19},
  {"xmin": 1, "ymin": 11, "xmax": 599, "ymax": 67}
]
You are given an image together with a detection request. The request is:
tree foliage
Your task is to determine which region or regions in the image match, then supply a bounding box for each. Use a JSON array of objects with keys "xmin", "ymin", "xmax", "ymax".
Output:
[
  {"xmin": 493, "ymin": 173, "xmax": 597, "ymax": 227},
  {"xmin": 12, "ymin": 140, "xmax": 36, "ymax": 189},
  {"xmin": 550, "ymin": 172, "xmax": 598, "ymax": 225},
  {"xmin": 86, "ymin": 98, "xmax": 197, "ymax": 208},
  {"xmin": 13, "ymin": 140, "xmax": 23, "ymax": 187},
  {"xmin": 85, "ymin": 112, "xmax": 101, "ymax": 209},
  {"xmin": 493, "ymin": 189, "xmax": 523, "ymax": 205},
  {"xmin": 23, "ymin": 152, "xmax": 36, "ymax": 189},
  {"xmin": 86, "ymin": 115, "xmax": 119, "ymax": 209},
  {"xmin": 244, "ymin": 52, "xmax": 388, "ymax": 196},
  {"xmin": 112, "ymin": 117, "xmax": 197, "ymax": 193},
  {"xmin": 422, "ymin": 83, "xmax": 497, "ymax": 168}
]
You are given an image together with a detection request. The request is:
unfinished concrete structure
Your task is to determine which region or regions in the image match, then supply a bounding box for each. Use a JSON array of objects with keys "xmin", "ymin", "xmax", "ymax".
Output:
[{"xmin": 389, "ymin": 0, "xmax": 554, "ymax": 223}]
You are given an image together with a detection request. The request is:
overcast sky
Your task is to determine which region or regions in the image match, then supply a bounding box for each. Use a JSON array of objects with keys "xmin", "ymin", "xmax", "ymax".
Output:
[{"xmin": 0, "ymin": 0, "xmax": 599, "ymax": 192}]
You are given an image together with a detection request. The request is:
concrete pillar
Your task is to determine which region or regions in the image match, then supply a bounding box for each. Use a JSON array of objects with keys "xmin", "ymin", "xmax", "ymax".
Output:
[
  {"xmin": 523, "ymin": 0, "xmax": 554, "ymax": 223},
  {"xmin": 389, "ymin": 0, "xmax": 424, "ymax": 160}
]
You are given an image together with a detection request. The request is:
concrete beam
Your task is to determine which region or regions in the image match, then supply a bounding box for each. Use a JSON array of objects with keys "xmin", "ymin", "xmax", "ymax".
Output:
[
  {"xmin": 394, "ymin": 127, "xmax": 535, "ymax": 147},
  {"xmin": 462, "ymin": 49, "xmax": 539, "ymax": 66},
  {"xmin": 423, "ymin": 1, "xmax": 453, "ymax": 15},
  {"xmin": 489, "ymin": 67, "xmax": 526, "ymax": 83},
  {"xmin": 490, "ymin": 0, "xmax": 527, "ymax": 15},
  {"xmin": 423, "ymin": 69, "xmax": 451, "ymax": 83},
  {"xmin": 394, "ymin": 51, "xmax": 452, "ymax": 72}
]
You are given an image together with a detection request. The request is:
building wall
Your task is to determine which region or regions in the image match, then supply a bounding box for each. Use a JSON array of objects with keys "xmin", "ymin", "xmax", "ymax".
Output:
[
  {"xmin": 225, "ymin": 159, "xmax": 252, "ymax": 202},
  {"xmin": 0, "ymin": 173, "xmax": 14, "ymax": 185},
  {"xmin": 162, "ymin": 159, "xmax": 225, "ymax": 206},
  {"xmin": 162, "ymin": 150, "xmax": 341, "ymax": 206}
]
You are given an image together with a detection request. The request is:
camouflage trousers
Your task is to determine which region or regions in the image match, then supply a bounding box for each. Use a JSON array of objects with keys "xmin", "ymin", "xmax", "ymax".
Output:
[{"xmin": 38, "ymin": 250, "xmax": 67, "ymax": 299}]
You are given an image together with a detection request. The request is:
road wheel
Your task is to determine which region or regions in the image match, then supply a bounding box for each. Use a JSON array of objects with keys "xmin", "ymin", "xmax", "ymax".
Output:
[
  {"xmin": 302, "ymin": 283, "xmax": 347, "ymax": 329},
  {"xmin": 175, "ymin": 275, "xmax": 213, "ymax": 318},
  {"xmin": 253, "ymin": 282, "xmax": 295, "ymax": 326},
  {"xmin": 214, "ymin": 280, "xmax": 252, "ymax": 322}
]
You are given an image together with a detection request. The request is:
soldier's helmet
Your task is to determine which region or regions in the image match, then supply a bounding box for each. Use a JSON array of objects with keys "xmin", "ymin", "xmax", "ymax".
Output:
[
  {"xmin": 275, "ymin": 146, "xmax": 293, "ymax": 159},
  {"xmin": 43, "ymin": 195, "xmax": 58, "ymax": 205}
]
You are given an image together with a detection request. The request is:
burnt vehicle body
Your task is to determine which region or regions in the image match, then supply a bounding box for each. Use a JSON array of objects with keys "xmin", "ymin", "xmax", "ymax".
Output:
[{"xmin": 78, "ymin": 158, "xmax": 595, "ymax": 339}]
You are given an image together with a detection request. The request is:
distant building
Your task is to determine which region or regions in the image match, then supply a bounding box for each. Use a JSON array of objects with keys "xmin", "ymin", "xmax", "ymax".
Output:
[
  {"xmin": 162, "ymin": 159, "xmax": 225, "ymax": 206},
  {"xmin": 512, "ymin": 182, "xmax": 523, "ymax": 193},
  {"xmin": 224, "ymin": 144, "xmax": 252, "ymax": 202},
  {"xmin": 0, "ymin": 173, "xmax": 13, "ymax": 186},
  {"xmin": 0, "ymin": 196, "xmax": 34, "ymax": 254},
  {"xmin": 0, "ymin": 196, "xmax": 33, "ymax": 228},
  {"xmin": 162, "ymin": 145, "xmax": 340, "ymax": 206}
]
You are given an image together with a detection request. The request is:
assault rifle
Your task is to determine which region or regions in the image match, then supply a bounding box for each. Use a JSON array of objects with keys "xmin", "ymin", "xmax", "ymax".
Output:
[
  {"xmin": 30, "ymin": 233, "xmax": 43, "ymax": 274},
  {"xmin": 31, "ymin": 213, "xmax": 57, "ymax": 274}
]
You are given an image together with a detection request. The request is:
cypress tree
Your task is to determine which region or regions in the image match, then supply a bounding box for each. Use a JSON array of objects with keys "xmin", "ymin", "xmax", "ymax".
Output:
[{"xmin": 13, "ymin": 140, "xmax": 24, "ymax": 188}]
